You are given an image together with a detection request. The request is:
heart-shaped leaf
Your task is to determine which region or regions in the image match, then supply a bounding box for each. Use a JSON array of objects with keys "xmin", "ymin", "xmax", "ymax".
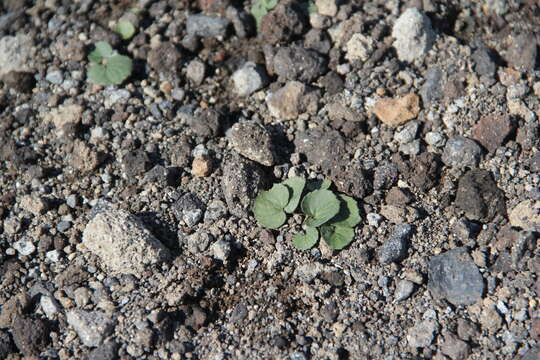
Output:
[
  {"xmin": 320, "ymin": 225, "xmax": 355, "ymax": 250},
  {"xmin": 116, "ymin": 19, "xmax": 136, "ymax": 40},
  {"xmin": 88, "ymin": 41, "xmax": 114, "ymax": 64},
  {"xmin": 283, "ymin": 177, "xmax": 306, "ymax": 213},
  {"xmin": 329, "ymin": 194, "xmax": 361, "ymax": 228},
  {"xmin": 292, "ymin": 227, "xmax": 318, "ymax": 250},
  {"xmin": 88, "ymin": 64, "xmax": 110, "ymax": 85},
  {"xmin": 253, "ymin": 183, "xmax": 289, "ymax": 229},
  {"xmin": 105, "ymin": 55, "xmax": 133, "ymax": 85},
  {"xmin": 301, "ymin": 189, "xmax": 340, "ymax": 227}
]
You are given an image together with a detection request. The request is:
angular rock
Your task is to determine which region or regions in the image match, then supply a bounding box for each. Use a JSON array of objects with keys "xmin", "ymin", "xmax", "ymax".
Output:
[
  {"xmin": 377, "ymin": 224, "xmax": 414, "ymax": 264},
  {"xmin": 304, "ymin": 29, "xmax": 331, "ymax": 54},
  {"xmin": 328, "ymin": 161, "xmax": 372, "ymax": 199},
  {"xmin": 315, "ymin": 0, "xmax": 337, "ymax": 17},
  {"xmin": 266, "ymin": 81, "xmax": 319, "ymax": 120},
  {"xmin": 372, "ymin": 93, "xmax": 420, "ymax": 127},
  {"xmin": 472, "ymin": 45, "xmax": 497, "ymax": 76},
  {"xmin": 294, "ymin": 129, "xmax": 345, "ymax": 169},
  {"xmin": 0, "ymin": 292, "xmax": 32, "ymax": 328},
  {"xmin": 345, "ymin": 33, "xmax": 375, "ymax": 62},
  {"xmin": 186, "ymin": 59, "xmax": 206, "ymax": 86},
  {"xmin": 222, "ymin": 153, "xmax": 266, "ymax": 217},
  {"xmin": 454, "ymin": 169, "xmax": 506, "ymax": 222},
  {"xmin": 392, "ymin": 8, "xmax": 435, "ymax": 63},
  {"xmin": 0, "ymin": 34, "xmax": 35, "ymax": 77},
  {"xmin": 409, "ymin": 152, "xmax": 442, "ymax": 192},
  {"xmin": 273, "ymin": 46, "xmax": 327, "ymax": 83},
  {"xmin": 66, "ymin": 310, "xmax": 115, "ymax": 347},
  {"xmin": 407, "ymin": 319, "xmax": 438, "ymax": 348},
  {"xmin": 11, "ymin": 316, "xmax": 50, "ymax": 356},
  {"xmin": 86, "ymin": 341, "xmax": 119, "ymax": 360},
  {"xmin": 440, "ymin": 333, "xmax": 471, "ymax": 360},
  {"xmin": 147, "ymin": 42, "xmax": 182, "ymax": 79},
  {"xmin": 1, "ymin": 71, "xmax": 35, "ymax": 93},
  {"xmin": 522, "ymin": 346, "xmax": 540, "ymax": 360},
  {"xmin": 0, "ymin": 329, "xmax": 16, "ymax": 359},
  {"xmin": 70, "ymin": 140, "xmax": 105, "ymax": 173},
  {"xmin": 509, "ymin": 200, "xmax": 540, "ymax": 231},
  {"xmin": 373, "ymin": 163, "xmax": 399, "ymax": 190},
  {"xmin": 188, "ymin": 109, "xmax": 222, "ymax": 138},
  {"xmin": 231, "ymin": 62, "xmax": 268, "ymax": 97},
  {"xmin": 186, "ymin": 14, "xmax": 230, "ymax": 38},
  {"xmin": 229, "ymin": 121, "xmax": 274, "ymax": 166},
  {"xmin": 442, "ymin": 136, "xmax": 482, "ymax": 168},
  {"xmin": 506, "ymin": 33, "xmax": 538, "ymax": 72},
  {"xmin": 394, "ymin": 280, "xmax": 415, "ymax": 302},
  {"xmin": 82, "ymin": 209, "xmax": 171, "ymax": 276},
  {"xmin": 121, "ymin": 149, "xmax": 152, "ymax": 178},
  {"xmin": 44, "ymin": 104, "xmax": 83, "ymax": 133},
  {"xmin": 211, "ymin": 239, "xmax": 232, "ymax": 262},
  {"xmin": 471, "ymin": 114, "xmax": 513, "ymax": 152},
  {"xmin": 428, "ymin": 247, "xmax": 484, "ymax": 306},
  {"xmin": 20, "ymin": 195, "xmax": 49, "ymax": 216},
  {"xmin": 172, "ymin": 193, "xmax": 205, "ymax": 227},
  {"xmin": 420, "ymin": 67, "xmax": 443, "ymax": 105},
  {"xmin": 260, "ymin": 3, "xmax": 307, "ymax": 45}
]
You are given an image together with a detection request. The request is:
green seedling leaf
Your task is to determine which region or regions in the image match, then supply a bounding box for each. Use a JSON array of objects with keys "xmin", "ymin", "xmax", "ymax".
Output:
[
  {"xmin": 253, "ymin": 183, "xmax": 289, "ymax": 229},
  {"xmin": 88, "ymin": 41, "xmax": 114, "ymax": 64},
  {"xmin": 320, "ymin": 225, "xmax": 355, "ymax": 250},
  {"xmin": 292, "ymin": 227, "xmax": 318, "ymax": 250},
  {"xmin": 116, "ymin": 19, "xmax": 136, "ymax": 40},
  {"xmin": 329, "ymin": 194, "xmax": 361, "ymax": 228},
  {"xmin": 282, "ymin": 177, "xmax": 306, "ymax": 213},
  {"xmin": 306, "ymin": 178, "xmax": 332, "ymax": 191},
  {"xmin": 301, "ymin": 189, "xmax": 340, "ymax": 227},
  {"xmin": 105, "ymin": 55, "xmax": 133, "ymax": 84},
  {"xmin": 266, "ymin": 0, "xmax": 278, "ymax": 7},
  {"xmin": 87, "ymin": 64, "xmax": 110, "ymax": 85}
]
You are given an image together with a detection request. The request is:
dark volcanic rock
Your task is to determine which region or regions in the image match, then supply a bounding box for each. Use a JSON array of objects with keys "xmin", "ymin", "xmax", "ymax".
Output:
[
  {"xmin": 273, "ymin": 46, "xmax": 328, "ymax": 83},
  {"xmin": 373, "ymin": 163, "xmax": 399, "ymax": 190},
  {"xmin": 147, "ymin": 42, "xmax": 182, "ymax": 79},
  {"xmin": 428, "ymin": 247, "xmax": 484, "ymax": 306},
  {"xmin": 471, "ymin": 114, "xmax": 513, "ymax": 152},
  {"xmin": 188, "ymin": 109, "xmax": 223, "ymax": 138},
  {"xmin": 0, "ymin": 329, "xmax": 16, "ymax": 359},
  {"xmin": 86, "ymin": 341, "xmax": 119, "ymax": 360},
  {"xmin": 409, "ymin": 152, "xmax": 442, "ymax": 192},
  {"xmin": 259, "ymin": 3, "xmax": 306, "ymax": 45},
  {"xmin": 442, "ymin": 136, "xmax": 482, "ymax": 169},
  {"xmin": 327, "ymin": 161, "xmax": 372, "ymax": 199},
  {"xmin": 11, "ymin": 316, "xmax": 50, "ymax": 356},
  {"xmin": 377, "ymin": 224, "xmax": 414, "ymax": 264},
  {"xmin": 172, "ymin": 193, "xmax": 206, "ymax": 227},
  {"xmin": 454, "ymin": 169, "xmax": 506, "ymax": 222},
  {"xmin": 472, "ymin": 45, "xmax": 497, "ymax": 76},
  {"xmin": 506, "ymin": 33, "xmax": 538, "ymax": 71},
  {"xmin": 1, "ymin": 71, "xmax": 35, "ymax": 93},
  {"xmin": 222, "ymin": 153, "xmax": 266, "ymax": 217},
  {"xmin": 229, "ymin": 121, "xmax": 275, "ymax": 166},
  {"xmin": 294, "ymin": 129, "xmax": 346, "ymax": 169},
  {"xmin": 122, "ymin": 149, "xmax": 152, "ymax": 178}
]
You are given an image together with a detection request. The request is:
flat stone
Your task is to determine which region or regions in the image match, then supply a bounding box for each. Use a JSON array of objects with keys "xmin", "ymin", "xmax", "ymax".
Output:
[
  {"xmin": 442, "ymin": 136, "xmax": 482, "ymax": 168},
  {"xmin": 82, "ymin": 209, "xmax": 171, "ymax": 277},
  {"xmin": 394, "ymin": 280, "xmax": 415, "ymax": 302},
  {"xmin": 506, "ymin": 33, "xmax": 538, "ymax": 72},
  {"xmin": 186, "ymin": 14, "xmax": 230, "ymax": 38},
  {"xmin": 273, "ymin": 46, "xmax": 327, "ymax": 83},
  {"xmin": 229, "ymin": 121, "xmax": 275, "ymax": 166},
  {"xmin": 392, "ymin": 8, "xmax": 435, "ymax": 63},
  {"xmin": 472, "ymin": 45, "xmax": 497, "ymax": 76},
  {"xmin": 267, "ymin": 81, "xmax": 316, "ymax": 120},
  {"xmin": 66, "ymin": 310, "xmax": 115, "ymax": 347},
  {"xmin": 188, "ymin": 109, "xmax": 222, "ymax": 138},
  {"xmin": 509, "ymin": 200, "xmax": 540, "ymax": 231},
  {"xmin": 407, "ymin": 319, "xmax": 438, "ymax": 348},
  {"xmin": 0, "ymin": 34, "xmax": 35, "ymax": 77},
  {"xmin": 454, "ymin": 169, "xmax": 506, "ymax": 222},
  {"xmin": 231, "ymin": 62, "xmax": 268, "ymax": 97},
  {"xmin": 428, "ymin": 247, "xmax": 484, "ymax": 306},
  {"xmin": 471, "ymin": 114, "xmax": 513, "ymax": 152},
  {"xmin": 186, "ymin": 59, "xmax": 206, "ymax": 85},
  {"xmin": 372, "ymin": 93, "xmax": 420, "ymax": 127},
  {"xmin": 420, "ymin": 67, "xmax": 443, "ymax": 105}
]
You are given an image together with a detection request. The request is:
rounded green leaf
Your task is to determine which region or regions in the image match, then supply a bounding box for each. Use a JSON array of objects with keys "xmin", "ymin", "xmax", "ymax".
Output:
[
  {"xmin": 87, "ymin": 64, "xmax": 110, "ymax": 85},
  {"xmin": 105, "ymin": 55, "xmax": 133, "ymax": 85},
  {"xmin": 88, "ymin": 41, "xmax": 113, "ymax": 63},
  {"xmin": 330, "ymin": 194, "xmax": 361, "ymax": 228},
  {"xmin": 321, "ymin": 225, "xmax": 355, "ymax": 250},
  {"xmin": 116, "ymin": 20, "xmax": 136, "ymax": 40},
  {"xmin": 306, "ymin": 178, "xmax": 332, "ymax": 191},
  {"xmin": 301, "ymin": 189, "xmax": 340, "ymax": 227},
  {"xmin": 292, "ymin": 227, "xmax": 318, "ymax": 250},
  {"xmin": 253, "ymin": 184, "xmax": 289, "ymax": 229},
  {"xmin": 282, "ymin": 177, "xmax": 306, "ymax": 213}
]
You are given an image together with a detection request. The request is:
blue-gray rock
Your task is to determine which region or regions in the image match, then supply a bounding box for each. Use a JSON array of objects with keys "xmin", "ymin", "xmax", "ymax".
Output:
[
  {"xmin": 86, "ymin": 342, "xmax": 119, "ymax": 360},
  {"xmin": 472, "ymin": 45, "xmax": 497, "ymax": 76},
  {"xmin": 442, "ymin": 136, "xmax": 482, "ymax": 168},
  {"xmin": 377, "ymin": 224, "xmax": 414, "ymax": 264},
  {"xmin": 394, "ymin": 279, "xmax": 415, "ymax": 302},
  {"xmin": 420, "ymin": 67, "xmax": 443, "ymax": 105},
  {"xmin": 392, "ymin": 8, "xmax": 435, "ymax": 62},
  {"xmin": 231, "ymin": 62, "xmax": 268, "ymax": 96},
  {"xmin": 273, "ymin": 46, "xmax": 328, "ymax": 83},
  {"xmin": 428, "ymin": 247, "xmax": 484, "ymax": 306},
  {"xmin": 45, "ymin": 70, "xmax": 63, "ymax": 84},
  {"xmin": 186, "ymin": 14, "xmax": 230, "ymax": 38},
  {"xmin": 172, "ymin": 193, "xmax": 205, "ymax": 227},
  {"xmin": 521, "ymin": 345, "xmax": 540, "ymax": 360},
  {"xmin": 66, "ymin": 310, "xmax": 115, "ymax": 347}
]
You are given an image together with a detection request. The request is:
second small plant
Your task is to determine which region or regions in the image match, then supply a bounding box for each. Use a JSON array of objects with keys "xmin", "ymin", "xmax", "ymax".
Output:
[{"xmin": 253, "ymin": 177, "xmax": 361, "ymax": 250}]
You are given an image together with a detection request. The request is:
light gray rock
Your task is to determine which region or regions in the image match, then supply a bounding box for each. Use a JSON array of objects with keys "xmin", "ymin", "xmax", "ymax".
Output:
[
  {"xmin": 186, "ymin": 59, "xmax": 206, "ymax": 86},
  {"xmin": 66, "ymin": 310, "xmax": 115, "ymax": 347},
  {"xmin": 231, "ymin": 62, "xmax": 268, "ymax": 97},
  {"xmin": 40, "ymin": 296, "xmax": 61, "ymax": 316},
  {"xmin": 211, "ymin": 239, "xmax": 232, "ymax": 262},
  {"xmin": 13, "ymin": 239, "xmax": 36, "ymax": 256},
  {"xmin": 392, "ymin": 8, "xmax": 435, "ymax": 62},
  {"xmin": 45, "ymin": 70, "xmax": 63, "ymax": 84},
  {"xmin": 0, "ymin": 34, "xmax": 35, "ymax": 77},
  {"xmin": 442, "ymin": 136, "xmax": 482, "ymax": 168},
  {"xmin": 82, "ymin": 209, "xmax": 171, "ymax": 277},
  {"xmin": 186, "ymin": 14, "xmax": 230, "ymax": 38},
  {"xmin": 407, "ymin": 319, "xmax": 439, "ymax": 348},
  {"xmin": 394, "ymin": 280, "xmax": 415, "ymax": 302}
]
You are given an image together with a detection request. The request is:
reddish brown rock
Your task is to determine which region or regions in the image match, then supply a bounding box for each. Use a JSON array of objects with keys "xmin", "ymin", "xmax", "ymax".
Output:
[
  {"xmin": 472, "ymin": 115, "xmax": 513, "ymax": 152},
  {"xmin": 372, "ymin": 93, "xmax": 420, "ymax": 127}
]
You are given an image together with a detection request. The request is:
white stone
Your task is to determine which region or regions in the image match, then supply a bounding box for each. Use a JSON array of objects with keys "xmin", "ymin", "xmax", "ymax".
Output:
[
  {"xmin": 211, "ymin": 239, "xmax": 231, "ymax": 262},
  {"xmin": 345, "ymin": 33, "xmax": 375, "ymax": 62},
  {"xmin": 231, "ymin": 62, "xmax": 268, "ymax": 97},
  {"xmin": 13, "ymin": 239, "xmax": 36, "ymax": 256},
  {"xmin": 392, "ymin": 8, "xmax": 435, "ymax": 62},
  {"xmin": 0, "ymin": 34, "xmax": 35, "ymax": 77},
  {"xmin": 315, "ymin": 0, "xmax": 338, "ymax": 17},
  {"xmin": 46, "ymin": 250, "xmax": 61, "ymax": 262},
  {"xmin": 41, "ymin": 296, "xmax": 61, "ymax": 316}
]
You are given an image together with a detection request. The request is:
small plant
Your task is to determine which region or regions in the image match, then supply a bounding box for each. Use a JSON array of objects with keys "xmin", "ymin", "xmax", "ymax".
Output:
[
  {"xmin": 251, "ymin": 0, "xmax": 278, "ymax": 30},
  {"xmin": 115, "ymin": 19, "xmax": 136, "ymax": 40},
  {"xmin": 87, "ymin": 41, "xmax": 133, "ymax": 86},
  {"xmin": 253, "ymin": 177, "xmax": 361, "ymax": 250}
]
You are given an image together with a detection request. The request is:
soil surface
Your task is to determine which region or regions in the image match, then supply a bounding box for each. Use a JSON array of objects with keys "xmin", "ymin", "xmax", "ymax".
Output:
[{"xmin": 0, "ymin": 0, "xmax": 539, "ymax": 359}]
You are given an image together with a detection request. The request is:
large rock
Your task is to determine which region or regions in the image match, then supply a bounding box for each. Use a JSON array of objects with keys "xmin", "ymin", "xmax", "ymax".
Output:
[
  {"xmin": 266, "ymin": 81, "xmax": 319, "ymax": 120},
  {"xmin": 428, "ymin": 247, "xmax": 484, "ymax": 306},
  {"xmin": 82, "ymin": 209, "xmax": 171, "ymax": 276},
  {"xmin": 66, "ymin": 310, "xmax": 115, "ymax": 347},
  {"xmin": 11, "ymin": 316, "xmax": 50, "ymax": 356},
  {"xmin": 0, "ymin": 34, "xmax": 35, "ymax": 77},
  {"xmin": 186, "ymin": 14, "xmax": 230, "ymax": 38},
  {"xmin": 392, "ymin": 8, "xmax": 435, "ymax": 62},
  {"xmin": 471, "ymin": 115, "xmax": 513, "ymax": 152},
  {"xmin": 228, "ymin": 121, "xmax": 275, "ymax": 166}
]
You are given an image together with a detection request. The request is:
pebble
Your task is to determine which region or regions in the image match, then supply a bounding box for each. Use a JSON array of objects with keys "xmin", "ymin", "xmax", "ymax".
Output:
[
  {"xmin": 394, "ymin": 280, "xmax": 415, "ymax": 302},
  {"xmin": 367, "ymin": 213, "xmax": 383, "ymax": 227},
  {"xmin": 372, "ymin": 93, "xmax": 420, "ymax": 127},
  {"xmin": 87, "ymin": 342, "xmax": 119, "ymax": 360},
  {"xmin": 391, "ymin": 8, "xmax": 435, "ymax": 62},
  {"xmin": 13, "ymin": 239, "xmax": 36, "ymax": 256},
  {"xmin": 192, "ymin": 155, "xmax": 213, "ymax": 177},
  {"xmin": 45, "ymin": 250, "xmax": 61, "ymax": 262},
  {"xmin": 428, "ymin": 247, "xmax": 484, "ymax": 306},
  {"xmin": 425, "ymin": 131, "xmax": 445, "ymax": 147},
  {"xmin": 273, "ymin": 46, "xmax": 327, "ymax": 83},
  {"xmin": 186, "ymin": 14, "xmax": 230, "ymax": 38},
  {"xmin": 211, "ymin": 239, "xmax": 232, "ymax": 262},
  {"xmin": 228, "ymin": 121, "xmax": 275, "ymax": 166},
  {"xmin": 406, "ymin": 319, "xmax": 438, "ymax": 348},
  {"xmin": 103, "ymin": 89, "xmax": 130, "ymax": 108},
  {"xmin": 509, "ymin": 200, "xmax": 540, "ymax": 231},
  {"xmin": 506, "ymin": 33, "xmax": 538, "ymax": 71},
  {"xmin": 82, "ymin": 209, "xmax": 171, "ymax": 277},
  {"xmin": 420, "ymin": 67, "xmax": 443, "ymax": 105},
  {"xmin": 440, "ymin": 333, "xmax": 471, "ymax": 360},
  {"xmin": 315, "ymin": 0, "xmax": 338, "ymax": 17},
  {"xmin": 45, "ymin": 70, "xmax": 63, "ymax": 84},
  {"xmin": 231, "ymin": 62, "xmax": 268, "ymax": 97},
  {"xmin": 266, "ymin": 81, "xmax": 308, "ymax": 120},
  {"xmin": 345, "ymin": 33, "xmax": 375, "ymax": 62},
  {"xmin": 394, "ymin": 121, "xmax": 419, "ymax": 144},
  {"xmin": 472, "ymin": 45, "xmax": 497, "ymax": 77},
  {"xmin": 442, "ymin": 136, "xmax": 482, "ymax": 168},
  {"xmin": 0, "ymin": 34, "xmax": 34, "ymax": 77},
  {"xmin": 40, "ymin": 296, "xmax": 61, "ymax": 316},
  {"xmin": 377, "ymin": 224, "xmax": 414, "ymax": 264},
  {"xmin": 20, "ymin": 195, "xmax": 50, "ymax": 215},
  {"xmin": 454, "ymin": 169, "xmax": 506, "ymax": 222},
  {"xmin": 172, "ymin": 193, "xmax": 205, "ymax": 227},
  {"xmin": 186, "ymin": 59, "xmax": 206, "ymax": 85},
  {"xmin": 66, "ymin": 310, "xmax": 116, "ymax": 347},
  {"xmin": 471, "ymin": 115, "xmax": 513, "ymax": 152}
]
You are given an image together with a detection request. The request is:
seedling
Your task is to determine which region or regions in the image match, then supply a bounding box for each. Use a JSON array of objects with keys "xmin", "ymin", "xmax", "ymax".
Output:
[
  {"xmin": 87, "ymin": 41, "xmax": 133, "ymax": 86},
  {"xmin": 253, "ymin": 177, "xmax": 361, "ymax": 250},
  {"xmin": 251, "ymin": 0, "xmax": 278, "ymax": 30},
  {"xmin": 115, "ymin": 19, "xmax": 136, "ymax": 40}
]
